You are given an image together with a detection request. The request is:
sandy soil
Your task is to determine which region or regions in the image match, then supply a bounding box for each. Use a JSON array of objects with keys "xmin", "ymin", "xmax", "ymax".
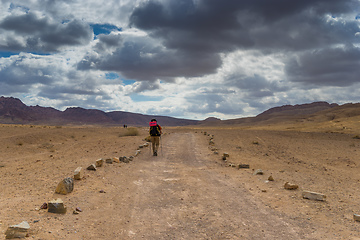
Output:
[{"xmin": 0, "ymin": 123, "xmax": 360, "ymax": 239}]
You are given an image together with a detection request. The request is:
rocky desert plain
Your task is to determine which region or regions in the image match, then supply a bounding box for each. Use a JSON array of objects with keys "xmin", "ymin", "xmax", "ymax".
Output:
[{"xmin": 1, "ymin": 105, "xmax": 360, "ymax": 239}]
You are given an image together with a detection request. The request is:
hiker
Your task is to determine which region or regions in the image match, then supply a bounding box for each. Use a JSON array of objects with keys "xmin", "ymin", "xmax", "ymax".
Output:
[{"xmin": 149, "ymin": 119, "xmax": 162, "ymax": 156}]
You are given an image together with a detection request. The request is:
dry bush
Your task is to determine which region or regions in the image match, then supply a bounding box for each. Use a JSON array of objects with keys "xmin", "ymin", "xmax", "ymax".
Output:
[{"xmin": 120, "ymin": 127, "xmax": 139, "ymax": 137}]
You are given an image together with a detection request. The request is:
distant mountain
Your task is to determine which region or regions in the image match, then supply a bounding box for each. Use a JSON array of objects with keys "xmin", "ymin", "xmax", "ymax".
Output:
[
  {"xmin": 0, "ymin": 96, "xmax": 198, "ymax": 126},
  {"xmin": 256, "ymin": 102, "xmax": 338, "ymax": 118},
  {"xmin": 1, "ymin": 96, "xmax": 359, "ymax": 126}
]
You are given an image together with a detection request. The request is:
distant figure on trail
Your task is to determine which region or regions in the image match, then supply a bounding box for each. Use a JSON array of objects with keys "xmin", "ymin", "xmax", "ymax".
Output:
[{"xmin": 149, "ymin": 119, "xmax": 162, "ymax": 156}]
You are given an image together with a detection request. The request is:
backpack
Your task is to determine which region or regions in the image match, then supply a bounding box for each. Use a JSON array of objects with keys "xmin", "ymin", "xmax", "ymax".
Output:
[{"xmin": 150, "ymin": 125, "xmax": 161, "ymax": 136}]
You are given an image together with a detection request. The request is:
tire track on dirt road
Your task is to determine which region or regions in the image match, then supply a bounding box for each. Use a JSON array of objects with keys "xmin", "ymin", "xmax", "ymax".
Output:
[{"xmin": 123, "ymin": 132, "xmax": 306, "ymax": 239}]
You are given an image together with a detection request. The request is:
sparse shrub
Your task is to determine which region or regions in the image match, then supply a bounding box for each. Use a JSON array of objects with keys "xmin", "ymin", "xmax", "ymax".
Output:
[
  {"xmin": 16, "ymin": 140, "xmax": 24, "ymax": 146},
  {"xmin": 120, "ymin": 127, "xmax": 139, "ymax": 137},
  {"xmin": 353, "ymin": 135, "xmax": 360, "ymax": 139},
  {"xmin": 252, "ymin": 141, "xmax": 259, "ymax": 145}
]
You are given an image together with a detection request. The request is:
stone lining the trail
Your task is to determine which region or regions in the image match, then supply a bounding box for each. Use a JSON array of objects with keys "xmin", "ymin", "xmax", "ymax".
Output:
[
  {"xmin": 87, "ymin": 164, "xmax": 97, "ymax": 171},
  {"xmin": 5, "ymin": 221, "xmax": 30, "ymax": 239},
  {"xmin": 354, "ymin": 214, "xmax": 360, "ymax": 222},
  {"xmin": 302, "ymin": 190, "xmax": 326, "ymax": 201},
  {"xmin": 284, "ymin": 182, "xmax": 299, "ymax": 190},
  {"xmin": 95, "ymin": 158, "xmax": 103, "ymax": 167},
  {"xmin": 74, "ymin": 167, "xmax": 83, "ymax": 180},
  {"xmin": 48, "ymin": 199, "xmax": 67, "ymax": 214},
  {"xmin": 55, "ymin": 177, "xmax": 74, "ymax": 195}
]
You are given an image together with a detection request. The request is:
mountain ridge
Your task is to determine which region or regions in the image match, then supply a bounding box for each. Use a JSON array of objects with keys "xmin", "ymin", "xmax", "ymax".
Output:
[{"xmin": 1, "ymin": 96, "xmax": 359, "ymax": 126}]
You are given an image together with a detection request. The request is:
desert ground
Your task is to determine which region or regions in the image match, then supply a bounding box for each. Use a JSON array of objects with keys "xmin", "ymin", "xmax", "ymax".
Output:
[{"xmin": 0, "ymin": 119, "xmax": 360, "ymax": 239}]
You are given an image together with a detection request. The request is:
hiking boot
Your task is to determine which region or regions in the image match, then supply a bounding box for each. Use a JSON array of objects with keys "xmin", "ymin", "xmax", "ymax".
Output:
[{"xmin": 153, "ymin": 151, "xmax": 157, "ymax": 156}]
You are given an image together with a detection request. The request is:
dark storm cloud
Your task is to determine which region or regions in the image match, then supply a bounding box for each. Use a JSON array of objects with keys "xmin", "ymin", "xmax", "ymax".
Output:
[
  {"xmin": 130, "ymin": 0, "xmax": 358, "ymax": 52},
  {"xmin": 79, "ymin": 0, "xmax": 357, "ymax": 82},
  {"xmin": 78, "ymin": 40, "xmax": 221, "ymax": 81},
  {"xmin": 0, "ymin": 12, "xmax": 93, "ymax": 52},
  {"xmin": 285, "ymin": 45, "xmax": 360, "ymax": 86}
]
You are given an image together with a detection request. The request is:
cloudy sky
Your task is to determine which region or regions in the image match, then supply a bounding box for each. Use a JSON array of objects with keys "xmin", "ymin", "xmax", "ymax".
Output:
[{"xmin": 0, "ymin": 0, "xmax": 360, "ymax": 120}]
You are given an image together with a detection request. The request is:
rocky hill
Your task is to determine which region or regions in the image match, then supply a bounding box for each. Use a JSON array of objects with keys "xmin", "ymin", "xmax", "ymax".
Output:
[
  {"xmin": 1, "ymin": 96, "xmax": 359, "ymax": 126},
  {"xmin": 0, "ymin": 96, "xmax": 198, "ymax": 126}
]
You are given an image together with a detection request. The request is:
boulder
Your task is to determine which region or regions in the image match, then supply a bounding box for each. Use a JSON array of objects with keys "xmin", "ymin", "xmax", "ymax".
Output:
[
  {"xmin": 95, "ymin": 159, "xmax": 103, "ymax": 167},
  {"xmin": 5, "ymin": 221, "xmax": 30, "ymax": 239},
  {"xmin": 302, "ymin": 191, "xmax": 326, "ymax": 201},
  {"xmin": 284, "ymin": 182, "xmax": 299, "ymax": 190},
  {"xmin": 87, "ymin": 164, "xmax": 97, "ymax": 171},
  {"xmin": 74, "ymin": 167, "xmax": 83, "ymax": 180},
  {"xmin": 55, "ymin": 177, "xmax": 74, "ymax": 195},
  {"xmin": 48, "ymin": 199, "xmax": 67, "ymax": 214}
]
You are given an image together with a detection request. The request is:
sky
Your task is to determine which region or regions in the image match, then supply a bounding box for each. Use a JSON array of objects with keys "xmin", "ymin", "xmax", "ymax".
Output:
[{"xmin": 0, "ymin": 0, "xmax": 360, "ymax": 120}]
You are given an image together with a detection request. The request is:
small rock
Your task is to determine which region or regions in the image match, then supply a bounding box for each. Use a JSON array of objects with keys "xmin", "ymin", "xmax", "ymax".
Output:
[
  {"xmin": 73, "ymin": 210, "xmax": 80, "ymax": 215},
  {"xmin": 5, "ymin": 221, "xmax": 30, "ymax": 239},
  {"xmin": 95, "ymin": 159, "xmax": 103, "ymax": 167},
  {"xmin": 284, "ymin": 182, "xmax": 299, "ymax": 190},
  {"xmin": 222, "ymin": 156, "xmax": 227, "ymax": 161},
  {"xmin": 302, "ymin": 190, "xmax": 326, "ymax": 201},
  {"xmin": 99, "ymin": 189, "xmax": 106, "ymax": 193},
  {"xmin": 223, "ymin": 153, "xmax": 230, "ymax": 158},
  {"xmin": 138, "ymin": 145, "xmax": 144, "ymax": 149},
  {"xmin": 113, "ymin": 157, "xmax": 120, "ymax": 163},
  {"xmin": 40, "ymin": 203, "xmax": 48, "ymax": 209},
  {"xmin": 253, "ymin": 169, "xmax": 264, "ymax": 175},
  {"xmin": 87, "ymin": 164, "xmax": 97, "ymax": 171},
  {"xmin": 143, "ymin": 142, "xmax": 149, "ymax": 147},
  {"xmin": 75, "ymin": 207, "xmax": 82, "ymax": 212},
  {"xmin": 106, "ymin": 158, "xmax": 113, "ymax": 164},
  {"xmin": 55, "ymin": 177, "xmax": 74, "ymax": 195},
  {"xmin": 74, "ymin": 167, "xmax": 83, "ymax": 180},
  {"xmin": 120, "ymin": 156, "xmax": 129, "ymax": 163},
  {"xmin": 48, "ymin": 199, "xmax": 67, "ymax": 214},
  {"xmin": 209, "ymin": 140, "xmax": 215, "ymax": 145},
  {"xmin": 238, "ymin": 164, "xmax": 250, "ymax": 169},
  {"xmin": 354, "ymin": 214, "xmax": 360, "ymax": 222},
  {"xmin": 135, "ymin": 150, "xmax": 141, "ymax": 156},
  {"xmin": 268, "ymin": 175, "xmax": 274, "ymax": 181}
]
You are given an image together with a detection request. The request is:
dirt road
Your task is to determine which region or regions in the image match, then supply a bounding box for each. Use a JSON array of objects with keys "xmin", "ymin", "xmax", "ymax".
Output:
[
  {"xmin": 2, "ymin": 126, "xmax": 359, "ymax": 239},
  {"xmin": 110, "ymin": 132, "xmax": 307, "ymax": 239}
]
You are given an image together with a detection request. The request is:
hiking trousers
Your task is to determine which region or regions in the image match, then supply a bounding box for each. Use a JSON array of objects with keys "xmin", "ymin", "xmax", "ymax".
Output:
[{"xmin": 150, "ymin": 136, "xmax": 160, "ymax": 154}]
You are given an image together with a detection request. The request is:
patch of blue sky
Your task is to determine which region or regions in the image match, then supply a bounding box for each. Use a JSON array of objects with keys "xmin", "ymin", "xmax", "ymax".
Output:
[
  {"xmin": 105, "ymin": 72, "xmax": 120, "ymax": 80},
  {"xmin": 91, "ymin": 24, "xmax": 122, "ymax": 36},
  {"xmin": 130, "ymin": 94, "xmax": 164, "ymax": 102},
  {"xmin": 122, "ymin": 79, "xmax": 136, "ymax": 85}
]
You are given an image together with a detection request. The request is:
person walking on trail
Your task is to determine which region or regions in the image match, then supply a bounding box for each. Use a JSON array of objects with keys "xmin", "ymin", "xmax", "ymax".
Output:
[{"xmin": 149, "ymin": 119, "xmax": 162, "ymax": 156}]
